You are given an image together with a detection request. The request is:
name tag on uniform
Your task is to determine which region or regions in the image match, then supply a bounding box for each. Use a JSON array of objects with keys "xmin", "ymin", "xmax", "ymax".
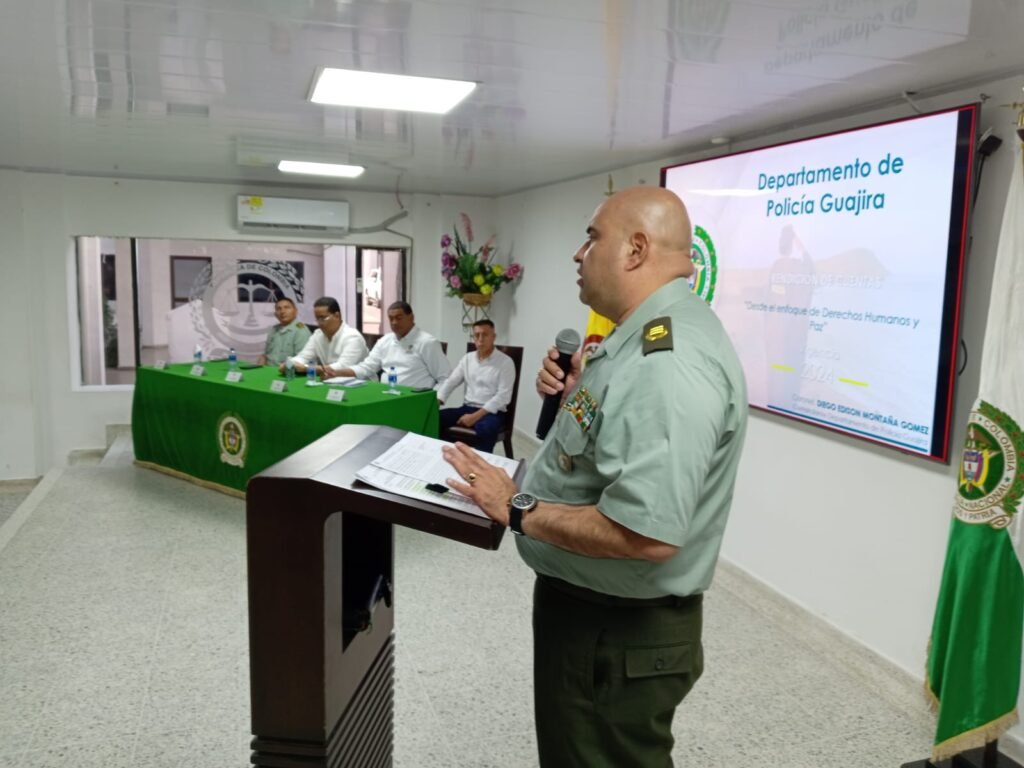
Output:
[
  {"xmin": 270, "ymin": 380, "xmax": 287, "ymax": 393},
  {"xmin": 326, "ymin": 388, "xmax": 345, "ymax": 402},
  {"xmin": 189, "ymin": 364, "xmax": 205, "ymax": 377},
  {"xmin": 225, "ymin": 370, "xmax": 244, "ymax": 383}
]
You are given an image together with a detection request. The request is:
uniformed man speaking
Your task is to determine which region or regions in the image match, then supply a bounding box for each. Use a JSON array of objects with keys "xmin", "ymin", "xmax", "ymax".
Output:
[{"xmin": 443, "ymin": 186, "xmax": 748, "ymax": 767}]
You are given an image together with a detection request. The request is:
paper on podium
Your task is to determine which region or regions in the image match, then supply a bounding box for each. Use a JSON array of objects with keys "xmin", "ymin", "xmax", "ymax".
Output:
[{"xmin": 355, "ymin": 433, "xmax": 520, "ymax": 518}]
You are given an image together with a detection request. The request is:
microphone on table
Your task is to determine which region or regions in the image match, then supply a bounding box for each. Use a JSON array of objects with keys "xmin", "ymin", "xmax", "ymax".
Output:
[{"xmin": 535, "ymin": 328, "xmax": 581, "ymax": 440}]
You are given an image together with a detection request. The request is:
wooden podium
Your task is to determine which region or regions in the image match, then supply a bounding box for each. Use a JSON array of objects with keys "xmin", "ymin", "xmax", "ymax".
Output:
[{"xmin": 245, "ymin": 425, "xmax": 515, "ymax": 767}]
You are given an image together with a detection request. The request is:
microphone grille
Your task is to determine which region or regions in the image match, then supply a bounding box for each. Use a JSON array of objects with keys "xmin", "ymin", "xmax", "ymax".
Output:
[{"xmin": 555, "ymin": 328, "xmax": 582, "ymax": 355}]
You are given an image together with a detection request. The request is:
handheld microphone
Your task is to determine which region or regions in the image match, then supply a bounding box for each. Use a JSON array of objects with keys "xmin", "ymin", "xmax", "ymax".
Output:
[{"xmin": 535, "ymin": 328, "xmax": 581, "ymax": 440}]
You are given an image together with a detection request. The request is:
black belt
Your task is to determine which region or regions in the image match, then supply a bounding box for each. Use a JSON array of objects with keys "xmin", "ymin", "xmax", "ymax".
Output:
[{"xmin": 539, "ymin": 574, "xmax": 702, "ymax": 609}]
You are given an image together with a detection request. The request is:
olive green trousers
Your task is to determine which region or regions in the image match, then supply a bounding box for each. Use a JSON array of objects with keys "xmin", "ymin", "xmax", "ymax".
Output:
[{"xmin": 533, "ymin": 575, "xmax": 704, "ymax": 768}]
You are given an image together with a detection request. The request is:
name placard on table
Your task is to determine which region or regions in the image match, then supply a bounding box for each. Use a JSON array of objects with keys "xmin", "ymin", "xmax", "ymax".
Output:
[
  {"xmin": 270, "ymin": 380, "xmax": 288, "ymax": 393},
  {"xmin": 326, "ymin": 388, "xmax": 346, "ymax": 402},
  {"xmin": 189, "ymin": 364, "xmax": 205, "ymax": 377},
  {"xmin": 225, "ymin": 370, "xmax": 244, "ymax": 383}
]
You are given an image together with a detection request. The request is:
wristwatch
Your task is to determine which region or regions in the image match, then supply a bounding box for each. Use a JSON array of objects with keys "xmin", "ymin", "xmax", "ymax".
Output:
[{"xmin": 508, "ymin": 492, "xmax": 538, "ymax": 536}]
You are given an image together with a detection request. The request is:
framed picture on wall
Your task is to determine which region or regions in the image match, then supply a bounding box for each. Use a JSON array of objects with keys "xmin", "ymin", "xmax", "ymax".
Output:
[{"xmin": 170, "ymin": 255, "xmax": 212, "ymax": 308}]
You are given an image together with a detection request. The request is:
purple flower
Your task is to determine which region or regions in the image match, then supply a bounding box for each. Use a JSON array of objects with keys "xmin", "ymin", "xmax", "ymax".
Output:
[
  {"xmin": 460, "ymin": 213, "xmax": 474, "ymax": 243},
  {"xmin": 505, "ymin": 262, "xmax": 523, "ymax": 280},
  {"xmin": 441, "ymin": 234, "xmax": 452, "ymax": 248},
  {"xmin": 450, "ymin": 275, "xmax": 461, "ymax": 289},
  {"xmin": 441, "ymin": 252, "xmax": 453, "ymax": 268}
]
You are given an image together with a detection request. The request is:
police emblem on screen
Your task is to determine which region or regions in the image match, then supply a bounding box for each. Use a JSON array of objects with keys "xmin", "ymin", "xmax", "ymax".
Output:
[
  {"xmin": 689, "ymin": 225, "xmax": 718, "ymax": 305},
  {"xmin": 955, "ymin": 401, "xmax": 1024, "ymax": 530},
  {"xmin": 217, "ymin": 413, "xmax": 249, "ymax": 469}
]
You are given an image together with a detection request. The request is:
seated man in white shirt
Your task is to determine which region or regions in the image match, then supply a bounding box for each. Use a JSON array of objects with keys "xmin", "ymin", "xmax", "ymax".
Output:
[
  {"xmin": 436, "ymin": 319, "xmax": 515, "ymax": 453},
  {"xmin": 280, "ymin": 296, "xmax": 368, "ymax": 377},
  {"xmin": 331, "ymin": 301, "xmax": 450, "ymax": 390}
]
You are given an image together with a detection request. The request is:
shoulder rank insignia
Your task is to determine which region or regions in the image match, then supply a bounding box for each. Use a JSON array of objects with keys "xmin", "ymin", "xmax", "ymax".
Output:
[
  {"xmin": 642, "ymin": 317, "xmax": 673, "ymax": 355},
  {"xmin": 296, "ymin": 322, "xmax": 306, "ymax": 328}
]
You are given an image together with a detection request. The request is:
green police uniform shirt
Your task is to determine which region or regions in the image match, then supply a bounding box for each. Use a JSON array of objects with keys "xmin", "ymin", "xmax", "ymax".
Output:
[
  {"xmin": 518, "ymin": 278, "xmax": 748, "ymax": 599},
  {"xmin": 264, "ymin": 320, "xmax": 311, "ymax": 365}
]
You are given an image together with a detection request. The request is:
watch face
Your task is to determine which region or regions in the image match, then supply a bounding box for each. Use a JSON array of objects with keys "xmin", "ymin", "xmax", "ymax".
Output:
[{"xmin": 511, "ymin": 492, "xmax": 537, "ymax": 511}]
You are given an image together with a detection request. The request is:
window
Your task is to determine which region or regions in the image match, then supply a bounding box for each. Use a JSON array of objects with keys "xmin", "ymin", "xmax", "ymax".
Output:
[
  {"xmin": 75, "ymin": 237, "xmax": 140, "ymax": 385},
  {"xmin": 73, "ymin": 237, "xmax": 407, "ymax": 388},
  {"xmin": 356, "ymin": 247, "xmax": 406, "ymax": 337}
]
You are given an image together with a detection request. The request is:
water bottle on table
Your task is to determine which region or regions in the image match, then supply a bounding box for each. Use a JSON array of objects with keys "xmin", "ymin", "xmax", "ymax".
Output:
[
  {"xmin": 387, "ymin": 365, "xmax": 398, "ymax": 394},
  {"xmin": 285, "ymin": 358, "xmax": 295, "ymax": 380},
  {"xmin": 193, "ymin": 344, "xmax": 202, "ymax": 365},
  {"xmin": 307, "ymin": 364, "xmax": 317, "ymax": 386},
  {"xmin": 228, "ymin": 347, "xmax": 237, "ymax": 371}
]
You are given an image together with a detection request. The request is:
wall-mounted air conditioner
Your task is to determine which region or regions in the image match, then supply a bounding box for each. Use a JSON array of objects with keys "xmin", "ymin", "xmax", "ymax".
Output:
[{"xmin": 237, "ymin": 195, "xmax": 350, "ymax": 236}]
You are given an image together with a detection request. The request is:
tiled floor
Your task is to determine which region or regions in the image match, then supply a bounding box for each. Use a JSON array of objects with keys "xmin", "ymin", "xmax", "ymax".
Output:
[
  {"xmin": 0, "ymin": 434, "xmax": 938, "ymax": 767},
  {"xmin": 0, "ymin": 478, "xmax": 38, "ymax": 529}
]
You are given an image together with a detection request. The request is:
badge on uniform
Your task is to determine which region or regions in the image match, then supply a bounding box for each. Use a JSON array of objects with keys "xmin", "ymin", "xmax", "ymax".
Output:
[
  {"xmin": 558, "ymin": 451, "xmax": 573, "ymax": 473},
  {"xmin": 643, "ymin": 317, "xmax": 673, "ymax": 355},
  {"xmin": 563, "ymin": 386, "xmax": 599, "ymax": 432}
]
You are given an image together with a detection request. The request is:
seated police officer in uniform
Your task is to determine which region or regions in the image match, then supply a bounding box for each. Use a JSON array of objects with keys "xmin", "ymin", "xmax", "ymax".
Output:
[
  {"xmin": 331, "ymin": 301, "xmax": 450, "ymax": 390},
  {"xmin": 258, "ymin": 297, "xmax": 311, "ymax": 366},
  {"xmin": 436, "ymin": 319, "xmax": 515, "ymax": 453},
  {"xmin": 441, "ymin": 186, "xmax": 749, "ymax": 768},
  {"xmin": 280, "ymin": 296, "xmax": 367, "ymax": 377}
]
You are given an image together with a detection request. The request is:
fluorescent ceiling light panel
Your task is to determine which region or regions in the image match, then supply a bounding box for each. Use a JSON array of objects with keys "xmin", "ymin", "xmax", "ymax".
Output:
[
  {"xmin": 310, "ymin": 68, "xmax": 476, "ymax": 114},
  {"xmin": 278, "ymin": 160, "xmax": 365, "ymax": 178}
]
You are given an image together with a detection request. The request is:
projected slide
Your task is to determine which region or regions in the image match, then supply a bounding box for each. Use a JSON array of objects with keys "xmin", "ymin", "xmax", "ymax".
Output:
[{"xmin": 663, "ymin": 106, "xmax": 974, "ymax": 459}]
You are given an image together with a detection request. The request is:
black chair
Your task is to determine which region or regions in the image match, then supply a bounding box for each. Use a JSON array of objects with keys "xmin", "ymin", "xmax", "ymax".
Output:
[{"xmin": 441, "ymin": 343, "xmax": 523, "ymax": 458}]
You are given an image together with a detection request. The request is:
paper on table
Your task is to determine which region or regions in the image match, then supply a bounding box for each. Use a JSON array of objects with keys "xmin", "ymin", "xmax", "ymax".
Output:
[
  {"xmin": 323, "ymin": 375, "xmax": 358, "ymax": 385},
  {"xmin": 370, "ymin": 432, "xmax": 518, "ymax": 486}
]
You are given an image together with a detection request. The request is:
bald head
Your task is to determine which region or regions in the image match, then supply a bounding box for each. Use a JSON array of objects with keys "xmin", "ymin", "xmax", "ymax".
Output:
[
  {"xmin": 604, "ymin": 187, "xmax": 693, "ymax": 268},
  {"xmin": 574, "ymin": 186, "xmax": 695, "ymax": 322}
]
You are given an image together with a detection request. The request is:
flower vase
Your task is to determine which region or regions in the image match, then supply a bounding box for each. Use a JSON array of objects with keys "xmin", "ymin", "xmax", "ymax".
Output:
[
  {"xmin": 460, "ymin": 292, "xmax": 492, "ymax": 329},
  {"xmin": 461, "ymin": 292, "xmax": 492, "ymax": 308}
]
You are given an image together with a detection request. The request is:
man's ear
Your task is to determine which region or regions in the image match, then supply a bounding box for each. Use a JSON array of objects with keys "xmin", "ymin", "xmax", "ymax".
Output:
[{"xmin": 624, "ymin": 231, "xmax": 650, "ymax": 271}]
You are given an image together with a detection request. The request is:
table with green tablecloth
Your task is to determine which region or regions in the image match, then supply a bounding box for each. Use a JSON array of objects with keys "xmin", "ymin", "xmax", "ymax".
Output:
[{"xmin": 132, "ymin": 361, "xmax": 439, "ymax": 494}]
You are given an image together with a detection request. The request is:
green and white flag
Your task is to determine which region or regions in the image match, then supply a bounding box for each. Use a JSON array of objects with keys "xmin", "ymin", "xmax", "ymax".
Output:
[{"xmin": 925, "ymin": 145, "xmax": 1024, "ymax": 761}]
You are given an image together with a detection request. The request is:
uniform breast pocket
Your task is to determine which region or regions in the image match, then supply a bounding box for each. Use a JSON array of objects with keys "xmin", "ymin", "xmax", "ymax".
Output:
[
  {"xmin": 553, "ymin": 410, "xmax": 589, "ymax": 459},
  {"xmin": 548, "ymin": 411, "xmax": 594, "ymax": 501}
]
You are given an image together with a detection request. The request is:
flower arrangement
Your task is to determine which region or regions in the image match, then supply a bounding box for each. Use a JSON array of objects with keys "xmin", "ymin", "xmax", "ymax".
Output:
[{"xmin": 441, "ymin": 213, "xmax": 523, "ymax": 300}]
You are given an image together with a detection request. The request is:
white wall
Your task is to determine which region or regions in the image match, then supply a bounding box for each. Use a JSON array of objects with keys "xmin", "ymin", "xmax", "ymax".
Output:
[
  {"xmin": 498, "ymin": 74, "xmax": 1022, "ymax": 730},
  {"xmin": 0, "ymin": 174, "xmax": 484, "ymax": 478},
  {"xmin": 0, "ymin": 171, "xmax": 36, "ymax": 479}
]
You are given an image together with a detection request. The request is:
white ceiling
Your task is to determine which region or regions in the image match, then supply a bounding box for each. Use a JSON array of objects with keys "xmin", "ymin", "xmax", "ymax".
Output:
[{"xmin": 0, "ymin": 0, "xmax": 1021, "ymax": 197}]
